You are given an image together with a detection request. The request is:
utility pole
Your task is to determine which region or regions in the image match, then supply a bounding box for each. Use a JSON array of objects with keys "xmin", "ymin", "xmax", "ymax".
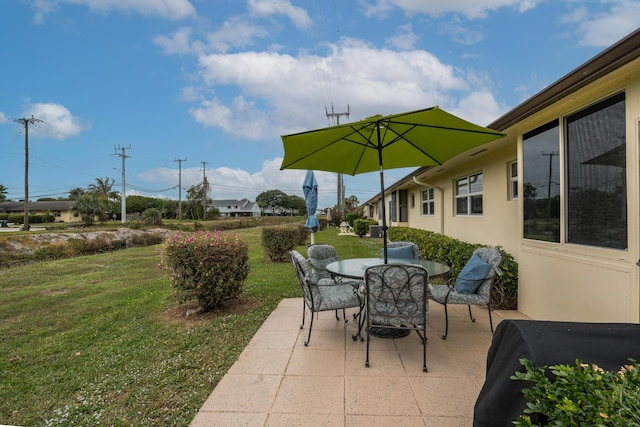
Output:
[
  {"xmin": 541, "ymin": 151, "xmax": 558, "ymax": 222},
  {"xmin": 114, "ymin": 145, "xmax": 131, "ymax": 224},
  {"xmin": 173, "ymin": 158, "xmax": 186, "ymax": 220},
  {"xmin": 13, "ymin": 115, "xmax": 43, "ymax": 231},
  {"xmin": 326, "ymin": 104, "xmax": 350, "ymax": 215},
  {"xmin": 201, "ymin": 161, "xmax": 208, "ymax": 220}
]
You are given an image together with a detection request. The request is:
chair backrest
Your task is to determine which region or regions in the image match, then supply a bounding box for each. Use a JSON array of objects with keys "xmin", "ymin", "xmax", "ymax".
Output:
[
  {"xmin": 306, "ymin": 244, "xmax": 338, "ymax": 283},
  {"xmin": 364, "ymin": 264, "xmax": 429, "ymax": 327},
  {"xmin": 386, "ymin": 241, "xmax": 422, "ymax": 259},
  {"xmin": 290, "ymin": 250, "xmax": 313, "ymax": 306},
  {"xmin": 471, "ymin": 247, "xmax": 503, "ymax": 298}
]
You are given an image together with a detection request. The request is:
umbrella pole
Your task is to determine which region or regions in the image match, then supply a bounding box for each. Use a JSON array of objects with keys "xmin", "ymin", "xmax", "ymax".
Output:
[{"xmin": 376, "ymin": 124, "xmax": 388, "ymax": 264}]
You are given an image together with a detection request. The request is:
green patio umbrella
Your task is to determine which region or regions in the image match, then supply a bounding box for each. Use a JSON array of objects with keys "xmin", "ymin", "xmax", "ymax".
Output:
[{"xmin": 280, "ymin": 106, "xmax": 505, "ymax": 261}]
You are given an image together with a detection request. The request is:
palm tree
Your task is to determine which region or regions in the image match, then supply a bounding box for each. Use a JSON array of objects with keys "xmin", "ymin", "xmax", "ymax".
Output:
[
  {"xmin": 0, "ymin": 184, "xmax": 7, "ymax": 202},
  {"xmin": 68, "ymin": 187, "xmax": 85, "ymax": 201},
  {"xmin": 88, "ymin": 177, "xmax": 119, "ymax": 201}
]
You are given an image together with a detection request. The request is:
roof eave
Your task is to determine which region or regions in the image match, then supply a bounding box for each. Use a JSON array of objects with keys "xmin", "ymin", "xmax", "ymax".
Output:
[{"xmin": 489, "ymin": 28, "xmax": 640, "ymax": 131}]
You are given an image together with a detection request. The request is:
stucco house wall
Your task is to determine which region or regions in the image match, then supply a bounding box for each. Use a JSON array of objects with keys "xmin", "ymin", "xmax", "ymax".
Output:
[{"xmin": 365, "ymin": 29, "xmax": 640, "ymax": 323}]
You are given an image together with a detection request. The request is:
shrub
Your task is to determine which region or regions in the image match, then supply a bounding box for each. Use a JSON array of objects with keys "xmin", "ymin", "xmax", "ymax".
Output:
[
  {"xmin": 32, "ymin": 242, "xmax": 73, "ymax": 261},
  {"xmin": 294, "ymin": 223, "xmax": 309, "ymax": 245},
  {"xmin": 388, "ymin": 226, "xmax": 518, "ymax": 309},
  {"xmin": 353, "ymin": 219, "xmax": 375, "ymax": 237},
  {"xmin": 141, "ymin": 208, "xmax": 163, "ymax": 226},
  {"xmin": 511, "ymin": 358, "xmax": 640, "ymax": 426},
  {"xmin": 262, "ymin": 226, "xmax": 299, "ymax": 262},
  {"xmin": 159, "ymin": 230, "xmax": 249, "ymax": 310}
]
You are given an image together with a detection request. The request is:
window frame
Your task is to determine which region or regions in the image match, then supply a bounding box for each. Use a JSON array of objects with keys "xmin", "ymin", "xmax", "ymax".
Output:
[
  {"xmin": 508, "ymin": 161, "xmax": 518, "ymax": 200},
  {"xmin": 421, "ymin": 188, "xmax": 435, "ymax": 216},
  {"xmin": 455, "ymin": 172, "xmax": 483, "ymax": 216}
]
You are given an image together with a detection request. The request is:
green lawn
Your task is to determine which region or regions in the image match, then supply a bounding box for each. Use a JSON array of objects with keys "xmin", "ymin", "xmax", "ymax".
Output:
[{"xmin": 0, "ymin": 226, "xmax": 381, "ymax": 426}]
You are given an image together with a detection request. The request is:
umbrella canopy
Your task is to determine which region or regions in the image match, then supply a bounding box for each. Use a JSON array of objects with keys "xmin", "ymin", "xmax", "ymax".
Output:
[
  {"xmin": 302, "ymin": 170, "xmax": 320, "ymax": 243},
  {"xmin": 281, "ymin": 106, "xmax": 505, "ymax": 261}
]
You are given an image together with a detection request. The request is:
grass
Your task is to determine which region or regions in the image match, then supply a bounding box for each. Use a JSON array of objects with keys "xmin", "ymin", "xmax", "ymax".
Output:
[{"xmin": 0, "ymin": 225, "xmax": 381, "ymax": 426}]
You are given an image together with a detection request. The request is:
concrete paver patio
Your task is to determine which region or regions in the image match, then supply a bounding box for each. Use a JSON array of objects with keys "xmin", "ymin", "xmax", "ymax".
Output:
[{"xmin": 191, "ymin": 298, "xmax": 530, "ymax": 426}]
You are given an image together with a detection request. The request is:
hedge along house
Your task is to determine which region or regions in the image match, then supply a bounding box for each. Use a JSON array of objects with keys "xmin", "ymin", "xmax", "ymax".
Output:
[{"xmin": 364, "ymin": 28, "xmax": 640, "ymax": 323}]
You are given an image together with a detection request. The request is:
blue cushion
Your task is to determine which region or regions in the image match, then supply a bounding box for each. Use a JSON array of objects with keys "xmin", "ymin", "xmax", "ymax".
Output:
[
  {"xmin": 455, "ymin": 253, "xmax": 492, "ymax": 294},
  {"xmin": 381, "ymin": 245, "xmax": 414, "ymax": 260}
]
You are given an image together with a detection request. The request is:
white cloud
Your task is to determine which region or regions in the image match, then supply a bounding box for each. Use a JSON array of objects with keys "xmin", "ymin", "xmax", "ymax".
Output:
[
  {"xmin": 32, "ymin": 0, "xmax": 196, "ymax": 23},
  {"xmin": 21, "ymin": 102, "xmax": 91, "ymax": 140},
  {"xmin": 138, "ymin": 157, "xmax": 338, "ymax": 207},
  {"xmin": 385, "ymin": 24, "xmax": 418, "ymax": 50},
  {"xmin": 0, "ymin": 112, "xmax": 8, "ymax": 124},
  {"xmin": 154, "ymin": 27, "xmax": 204, "ymax": 55},
  {"xmin": 188, "ymin": 37, "xmax": 488, "ymax": 140},
  {"xmin": 248, "ymin": 0, "xmax": 312, "ymax": 30},
  {"xmin": 205, "ymin": 16, "xmax": 270, "ymax": 53},
  {"xmin": 360, "ymin": 0, "xmax": 541, "ymax": 20},
  {"xmin": 570, "ymin": 2, "xmax": 640, "ymax": 48}
]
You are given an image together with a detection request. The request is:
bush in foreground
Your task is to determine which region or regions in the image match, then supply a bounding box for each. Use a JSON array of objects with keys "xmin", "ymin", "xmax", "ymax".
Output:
[
  {"xmin": 159, "ymin": 230, "xmax": 249, "ymax": 311},
  {"xmin": 512, "ymin": 358, "xmax": 640, "ymax": 426}
]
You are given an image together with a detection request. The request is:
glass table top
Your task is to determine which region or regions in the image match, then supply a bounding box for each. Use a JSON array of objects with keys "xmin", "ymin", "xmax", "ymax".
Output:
[{"xmin": 326, "ymin": 258, "xmax": 450, "ymax": 280}]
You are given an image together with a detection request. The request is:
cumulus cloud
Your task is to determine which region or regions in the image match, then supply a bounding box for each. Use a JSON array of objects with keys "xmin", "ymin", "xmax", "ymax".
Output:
[
  {"xmin": 248, "ymin": 0, "xmax": 312, "ymax": 30},
  {"xmin": 187, "ymin": 37, "xmax": 488, "ymax": 140},
  {"xmin": 138, "ymin": 157, "xmax": 338, "ymax": 207},
  {"xmin": 360, "ymin": 0, "xmax": 541, "ymax": 20},
  {"xmin": 0, "ymin": 112, "xmax": 8, "ymax": 124},
  {"xmin": 32, "ymin": 0, "xmax": 196, "ymax": 23},
  {"xmin": 568, "ymin": 2, "xmax": 640, "ymax": 48},
  {"xmin": 21, "ymin": 102, "xmax": 91, "ymax": 140},
  {"xmin": 385, "ymin": 24, "xmax": 418, "ymax": 50}
]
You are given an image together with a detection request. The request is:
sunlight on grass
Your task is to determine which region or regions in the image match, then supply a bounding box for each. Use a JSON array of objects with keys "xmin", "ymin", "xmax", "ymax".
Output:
[{"xmin": 0, "ymin": 225, "xmax": 382, "ymax": 425}]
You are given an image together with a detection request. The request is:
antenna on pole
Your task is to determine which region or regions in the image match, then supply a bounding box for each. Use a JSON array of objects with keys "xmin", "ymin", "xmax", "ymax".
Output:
[
  {"xmin": 325, "ymin": 104, "xmax": 350, "ymax": 215},
  {"xmin": 13, "ymin": 115, "xmax": 43, "ymax": 231},
  {"xmin": 114, "ymin": 145, "xmax": 131, "ymax": 224},
  {"xmin": 174, "ymin": 158, "xmax": 187, "ymax": 220}
]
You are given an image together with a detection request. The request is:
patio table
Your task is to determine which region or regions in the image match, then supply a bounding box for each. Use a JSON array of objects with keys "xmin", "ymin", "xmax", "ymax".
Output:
[{"xmin": 326, "ymin": 258, "xmax": 450, "ymax": 339}]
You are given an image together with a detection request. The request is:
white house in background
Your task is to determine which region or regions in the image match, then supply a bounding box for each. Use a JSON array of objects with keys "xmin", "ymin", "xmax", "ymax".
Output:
[
  {"xmin": 211, "ymin": 199, "xmax": 261, "ymax": 218},
  {"xmin": 364, "ymin": 28, "xmax": 640, "ymax": 323}
]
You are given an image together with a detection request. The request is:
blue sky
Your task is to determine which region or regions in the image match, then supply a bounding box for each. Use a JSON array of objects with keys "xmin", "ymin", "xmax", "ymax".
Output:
[{"xmin": 1, "ymin": 0, "xmax": 638, "ymax": 209}]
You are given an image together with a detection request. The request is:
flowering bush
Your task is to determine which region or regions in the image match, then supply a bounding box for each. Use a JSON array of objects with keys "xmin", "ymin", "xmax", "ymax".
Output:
[
  {"xmin": 511, "ymin": 358, "xmax": 640, "ymax": 426},
  {"xmin": 159, "ymin": 230, "xmax": 249, "ymax": 310}
]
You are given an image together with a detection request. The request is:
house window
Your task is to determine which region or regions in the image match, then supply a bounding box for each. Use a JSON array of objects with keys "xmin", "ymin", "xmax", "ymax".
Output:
[
  {"xmin": 410, "ymin": 193, "xmax": 415, "ymax": 209},
  {"xmin": 421, "ymin": 188, "xmax": 434, "ymax": 216},
  {"xmin": 566, "ymin": 92, "xmax": 626, "ymax": 249},
  {"xmin": 398, "ymin": 190, "xmax": 408, "ymax": 222},
  {"xmin": 523, "ymin": 120, "xmax": 560, "ymax": 242},
  {"xmin": 522, "ymin": 92, "xmax": 627, "ymax": 249},
  {"xmin": 389, "ymin": 192, "xmax": 397, "ymax": 222},
  {"xmin": 509, "ymin": 161, "xmax": 518, "ymax": 200},
  {"xmin": 455, "ymin": 173, "xmax": 483, "ymax": 215}
]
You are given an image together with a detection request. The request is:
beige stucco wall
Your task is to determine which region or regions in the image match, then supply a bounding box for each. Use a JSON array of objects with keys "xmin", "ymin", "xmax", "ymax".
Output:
[
  {"xmin": 401, "ymin": 141, "xmax": 519, "ymax": 257},
  {"xmin": 378, "ymin": 58, "xmax": 640, "ymax": 323},
  {"xmin": 514, "ymin": 68, "xmax": 640, "ymax": 322}
]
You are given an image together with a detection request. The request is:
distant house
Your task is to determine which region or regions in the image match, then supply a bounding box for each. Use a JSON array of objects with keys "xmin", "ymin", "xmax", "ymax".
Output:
[
  {"xmin": 211, "ymin": 199, "xmax": 261, "ymax": 218},
  {"xmin": 364, "ymin": 28, "xmax": 640, "ymax": 323},
  {"xmin": 0, "ymin": 201, "xmax": 79, "ymax": 222}
]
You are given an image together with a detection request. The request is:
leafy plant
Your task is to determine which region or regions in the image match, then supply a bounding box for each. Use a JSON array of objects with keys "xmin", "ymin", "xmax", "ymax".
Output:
[
  {"xmin": 388, "ymin": 226, "xmax": 518, "ymax": 309},
  {"xmin": 159, "ymin": 230, "xmax": 249, "ymax": 310},
  {"xmin": 511, "ymin": 358, "xmax": 640, "ymax": 426},
  {"xmin": 261, "ymin": 226, "xmax": 300, "ymax": 262},
  {"xmin": 141, "ymin": 207, "xmax": 163, "ymax": 226}
]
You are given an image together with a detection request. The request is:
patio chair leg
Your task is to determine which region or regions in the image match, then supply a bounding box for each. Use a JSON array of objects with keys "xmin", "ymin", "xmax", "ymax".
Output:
[
  {"xmin": 442, "ymin": 304, "xmax": 450, "ymax": 340},
  {"xmin": 335, "ymin": 309, "xmax": 340, "ymax": 320},
  {"xmin": 352, "ymin": 305, "xmax": 365, "ymax": 342},
  {"xmin": 304, "ymin": 311, "xmax": 315, "ymax": 346},
  {"xmin": 487, "ymin": 305, "xmax": 494, "ymax": 333},
  {"xmin": 300, "ymin": 303, "xmax": 306, "ymax": 330},
  {"xmin": 365, "ymin": 326, "xmax": 371, "ymax": 368},
  {"xmin": 468, "ymin": 305, "xmax": 476, "ymax": 322}
]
